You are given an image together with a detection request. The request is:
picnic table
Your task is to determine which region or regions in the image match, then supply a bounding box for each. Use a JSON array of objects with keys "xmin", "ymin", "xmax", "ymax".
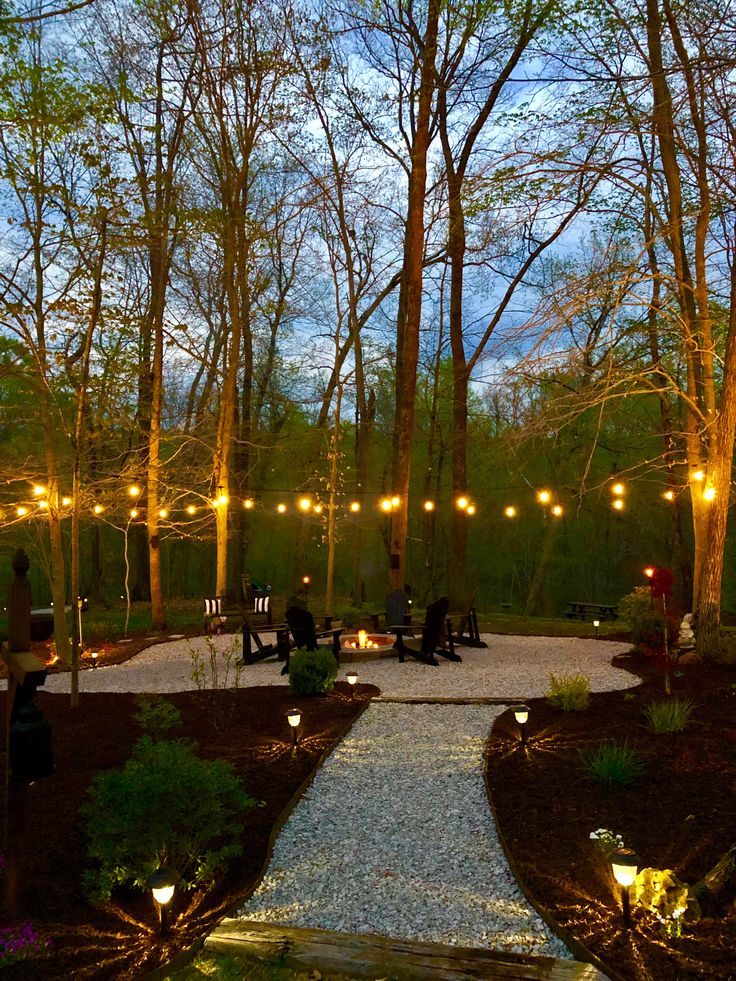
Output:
[{"xmin": 564, "ymin": 601, "xmax": 618, "ymax": 621}]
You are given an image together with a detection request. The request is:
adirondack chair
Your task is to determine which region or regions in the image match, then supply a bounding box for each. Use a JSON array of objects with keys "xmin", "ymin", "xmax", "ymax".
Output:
[
  {"xmin": 448, "ymin": 594, "xmax": 487, "ymax": 648},
  {"xmin": 395, "ymin": 596, "xmax": 462, "ymax": 667},
  {"xmin": 371, "ymin": 587, "xmax": 413, "ymax": 632},
  {"xmin": 278, "ymin": 605, "xmax": 343, "ymax": 675}
]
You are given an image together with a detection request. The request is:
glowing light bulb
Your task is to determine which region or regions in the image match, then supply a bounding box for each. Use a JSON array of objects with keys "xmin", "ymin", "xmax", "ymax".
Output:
[
  {"xmin": 380, "ymin": 498, "xmax": 392, "ymax": 513},
  {"xmin": 298, "ymin": 496, "xmax": 312, "ymax": 512},
  {"xmin": 243, "ymin": 498, "xmax": 254, "ymax": 509},
  {"xmin": 277, "ymin": 503, "xmax": 287, "ymax": 513},
  {"xmin": 128, "ymin": 484, "xmax": 141, "ymax": 497},
  {"xmin": 313, "ymin": 503, "xmax": 323, "ymax": 514},
  {"xmin": 703, "ymin": 486, "xmax": 716, "ymax": 501},
  {"xmin": 537, "ymin": 489, "xmax": 551, "ymax": 505},
  {"xmin": 692, "ymin": 469, "xmax": 705, "ymax": 482},
  {"xmin": 423, "ymin": 500, "xmax": 435, "ymax": 512},
  {"xmin": 38, "ymin": 500, "xmax": 49, "ymax": 510},
  {"xmin": 466, "ymin": 504, "xmax": 476, "ymax": 515},
  {"xmin": 33, "ymin": 484, "xmax": 46, "ymax": 497},
  {"xmin": 217, "ymin": 493, "xmax": 228, "ymax": 506},
  {"xmin": 551, "ymin": 504, "xmax": 563, "ymax": 517},
  {"xmin": 456, "ymin": 496, "xmax": 469, "ymax": 510},
  {"xmin": 349, "ymin": 501, "xmax": 361, "ymax": 513},
  {"xmin": 159, "ymin": 508, "xmax": 168, "ymax": 518},
  {"xmin": 62, "ymin": 496, "xmax": 72, "ymax": 506},
  {"xmin": 130, "ymin": 508, "xmax": 138, "ymax": 518},
  {"xmin": 611, "ymin": 482, "xmax": 625, "ymax": 496},
  {"xmin": 16, "ymin": 506, "xmax": 28, "ymax": 517},
  {"xmin": 93, "ymin": 504, "xmax": 104, "ymax": 514},
  {"xmin": 391, "ymin": 495, "xmax": 400, "ymax": 508},
  {"xmin": 187, "ymin": 505, "xmax": 196, "ymax": 515},
  {"xmin": 662, "ymin": 489, "xmax": 674, "ymax": 501},
  {"xmin": 612, "ymin": 498, "xmax": 624, "ymax": 511},
  {"xmin": 644, "ymin": 566, "xmax": 655, "ymax": 578},
  {"xmin": 504, "ymin": 505, "xmax": 517, "ymax": 518}
]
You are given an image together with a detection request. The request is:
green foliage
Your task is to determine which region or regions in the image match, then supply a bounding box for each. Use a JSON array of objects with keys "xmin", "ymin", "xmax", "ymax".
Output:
[
  {"xmin": 715, "ymin": 628, "xmax": 736, "ymax": 665},
  {"xmin": 85, "ymin": 619, "xmax": 116, "ymax": 644},
  {"xmin": 581, "ymin": 739, "xmax": 644, "ymax": 786},
  {"xmin": 288, "ymin": 647, "xmax": 338, "ymax": 696},
  {"xmin": 81, "ymin": 735, "xmax": 256, "ymax": 904},
  {"xmin": 333, "ymin": 604, "xmax": 364, "ymax": 628},
  {"xmin": 618, "ymin": 587, "xmax": 665, "ymax": 648},
  {"xmin": 189, "ymin": 636, "xmax": 243, "ymax": 728},
  {"xmin": 645, "ymin": 697, "xmax": 695, "ymax": 733},
  {"xmin": 546, "ymin": 672, "xmax": 590, "ymax": 711},
  {"xmin": 134, "ymin": 695, "xmax": 181, "ymax": 738}
]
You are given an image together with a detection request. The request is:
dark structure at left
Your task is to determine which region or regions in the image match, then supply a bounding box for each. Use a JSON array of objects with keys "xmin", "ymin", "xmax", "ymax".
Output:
[{"xmin": 4, "ymin": 548, "xmax": 53, "ymax": 781}]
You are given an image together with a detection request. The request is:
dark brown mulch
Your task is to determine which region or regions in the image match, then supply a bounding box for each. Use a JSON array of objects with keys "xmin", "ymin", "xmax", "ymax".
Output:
[
  {"xmin": 487, "ymin": 652, "xmax": 736, "ymax": 981},
  {"xmin": 2, "ymin": 680, "xmax": 377, "ymax": 979}
]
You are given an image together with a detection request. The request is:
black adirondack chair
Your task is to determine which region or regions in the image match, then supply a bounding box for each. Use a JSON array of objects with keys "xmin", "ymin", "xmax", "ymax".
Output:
[
  {"xmin": 396, "ymin": 596, "xmax": 462, "ymax": 667},
  {"xmin": 278, "ymin": 606, "xmax": 343, "ymax": 675},
  {"xmin": 371, "ymin": 587, "xmax": 413, "ymax": 632},
  {"xmin": 448, "ymin": 594, "xmax": 487, "ymax": 648}
]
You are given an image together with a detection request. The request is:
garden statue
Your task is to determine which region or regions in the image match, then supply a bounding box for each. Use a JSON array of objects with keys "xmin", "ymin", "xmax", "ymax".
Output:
[{"xmin": 678, "ymin": 613, "xmax": 696, "ymax": 650}]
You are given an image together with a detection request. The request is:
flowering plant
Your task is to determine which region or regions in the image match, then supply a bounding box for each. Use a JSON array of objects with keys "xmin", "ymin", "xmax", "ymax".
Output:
[
  {"xmin": 0, "ymin": 921, "xmax": 51, "ymax": 966},
  {"xmin": 589, "ymin": 828, "xmax": 624, "ymax": 855}
]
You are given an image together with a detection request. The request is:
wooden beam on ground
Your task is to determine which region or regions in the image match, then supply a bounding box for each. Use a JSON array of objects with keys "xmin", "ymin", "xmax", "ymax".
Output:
[
  {"xmin": 375, "ymin": 695, "xmax": 527, "ymax": 705},
  {"xmin": 205, "ymin": 919, "xmax": 607, "ymax": 980}
]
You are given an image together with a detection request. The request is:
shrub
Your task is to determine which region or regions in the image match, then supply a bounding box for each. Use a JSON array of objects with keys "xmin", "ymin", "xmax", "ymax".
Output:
[
  {"xmin": 288, "ymin": 647, "xmax": 338, "ymax": 695},
  {"xmin": 581, "ymin": 739, "xmax": 644, "ymax": 786},
  {"xmin": 189, "ymin": 636, "xmax": 244, "ymax": 728},
  {"xmin": 645, "ymin": 697, "xmax": 695, "ymax": 733},
  {"xmin": 618, "ymin": 587, "xmax": 665, "ymax": 648},
  {"xmin": 0, "ymin": 921, "xmax": 51, "ymax": 967},
  {"xmin": 715, "ymin": 628, "xmax": 736, "ymax": 665},
  {"xmin": 85, "ymin": 619, "xmax": 116, "ymax": 644},
  {"xmin": 546, "ymin": 672, "xmax": 590, "ymax": 711},
  {"xmin": 589, "ymin": 827, "xmax": 624, "ymax": 857},
  {"xmin": 134, "ymin": 695, "xmax": 181, "ymax": 738},
  {"xmin": 333, "ymin": 605, "xmax": 364, "ymax": 629},
  {"xmin": 81, "ymin": 735, "xmax": 256, "ymax": 904}
]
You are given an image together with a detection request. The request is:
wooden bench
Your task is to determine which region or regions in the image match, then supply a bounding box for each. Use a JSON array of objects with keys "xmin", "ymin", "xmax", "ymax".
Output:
[{"xmin": 564, "ymin": 601, "xmax": 618, "ymax": 621}]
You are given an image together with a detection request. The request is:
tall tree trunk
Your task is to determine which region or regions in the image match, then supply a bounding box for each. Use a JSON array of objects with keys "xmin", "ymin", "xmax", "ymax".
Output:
[{"xmin": 389, "ymin": 0, "xmax": 440, "ymax": 590}]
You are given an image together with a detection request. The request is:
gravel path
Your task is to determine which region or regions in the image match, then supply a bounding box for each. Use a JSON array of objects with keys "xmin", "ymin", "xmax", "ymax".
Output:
[
  {"xmin": 238, "ymin": 701, "xmax": 571, "ymax": 956},
  {"xmin": 44, "ymin": 631, "xmax": 633, "ymax": 698}
]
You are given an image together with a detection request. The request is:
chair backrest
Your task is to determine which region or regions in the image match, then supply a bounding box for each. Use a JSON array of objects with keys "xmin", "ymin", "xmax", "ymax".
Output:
[
  {"xmin": 386, "ymin": 588, "xmax": 409, "ymax": 626},
  {"xmin": 204, "ymin": 597, "xmax": 223, "ymax": 617},
  {"xmin": 285, "ymin": 605, "xmax": 318, "ymax": 650},
  {"xmin": 422, "ymin": 597, "xmax": 449, "ymax": 655}
]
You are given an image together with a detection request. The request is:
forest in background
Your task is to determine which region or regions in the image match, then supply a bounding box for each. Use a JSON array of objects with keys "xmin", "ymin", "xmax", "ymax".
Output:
[{"xmin": 1, "ymin": 0, "xmax": 735, "ymax": 663}]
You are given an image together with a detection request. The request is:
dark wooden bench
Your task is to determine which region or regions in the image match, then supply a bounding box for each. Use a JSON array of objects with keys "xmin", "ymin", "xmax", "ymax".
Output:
[{"xmin": 564, "ymin": 601, "xmax": 618, "ymax": 621}]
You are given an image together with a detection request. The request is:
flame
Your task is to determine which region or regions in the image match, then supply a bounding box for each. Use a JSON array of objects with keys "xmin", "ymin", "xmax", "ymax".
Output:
[{"xmin": 358, "ymin": 629, "xmax": 367, "ymax": 648}]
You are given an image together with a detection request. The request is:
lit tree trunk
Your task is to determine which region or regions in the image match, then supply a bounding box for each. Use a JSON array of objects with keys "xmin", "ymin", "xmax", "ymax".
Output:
[
  {"xmin": 325, "ymin": 383, "xmax": 343, "ymax": 617},
  {"xmin": 389, "ymin": 0, "xmax": 440, "ymax": 591}
]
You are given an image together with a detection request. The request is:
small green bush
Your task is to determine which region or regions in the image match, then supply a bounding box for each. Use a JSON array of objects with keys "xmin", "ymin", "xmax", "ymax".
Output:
[
  {"xmin": 618, "ymin": 587, "xmax": 665, "ymax": 648},
  {"xmin": 288, "ymin": 647, "xmax": 338, "ymax": 695},
  {"xmin": 134, "ymin": 695, "xmax": 181, "ymax": 738},
  {"xmin": 546, "ymin": 672, "xmax": 590, "ymax": 711},
  {"xmin": 81, "ymin": 735, "xmax": 256, "ymax": 904},
  {"xmin": 333, "ymin": 605, "xmax": 364, "ymax": 629},
  {"xmin": 581, "ymin": 739, "xmax": 644, "ymax": 786},
  {"xmin": 645, "ymin": 697, "xmax": 695, "ymax": 733},
  {"xmin": 85, "ymin": 619, "xmax": 116, "ymax": 644}
]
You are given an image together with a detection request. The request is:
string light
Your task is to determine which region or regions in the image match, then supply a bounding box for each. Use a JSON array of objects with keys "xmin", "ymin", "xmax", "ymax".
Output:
[
  {"xmin": 93, "ymin": 504, "xmax": 104, "ymax": 514},
  {"xmin": 277, "ymin": 503, "xmax": 287, "ymax": 513},
  {"xmin": 313, "ymin": 503, "xmax": 323, "ymax": 514},
  {"xmin": 612, "ymin": 498, "xmax": 624, "ymax": 511},
  {"xmin": 33, "ymin": 484, "xmax": 45, "ymax": 497},
  {"xmin": 537, "ymin": 489, "xmax": 551, "ymax": 505},
  {"xmin": 62, "ymin": 496, "xmax": 72, "ymax": 506},
  {"xmin": 159, "ymin": 509, "xmax": 168, "ymax": 518},
  {"xmin": 504, "ymin": 505, "xmax": 517, "ymax": 518},
  {"xmin": 611, "ymin": 482, "xmax": 625, "ymax": 496},
  {"xmin": 130, "ymin": 508, "xmax": 138, "ymax": 519},
  {"xmin": 217, "ymin": 493, "xmax": 228, "ymax": 506},
  {"xmin": 243, "ymin": 498, "xmax": 254, "ymax": 509},
  {"xmin": 691, "ymin": 469, "xmax": 705, "ymax": 482},
  {"xmin": 349, "ymin": 501, "xmax": 361, "ymax": 512},
  {"xmin": 379, "ymin": 498, "xmax": 392, "ymax": 513},
  {"xmin": 423, "ymin": 500, "xmax": 435, "ymax": 512},
  {"xmin": 390, "ymin": 495, "xmax": 400, "ymax": 508},
  {"xmin": 551, "ymin": 504, "xmax": 563, "ymax": 517},
  {"xmin": 128, "ymin": 485, "xmax": 141, "ymax": 497},
  {"xmin": 187, "ymin": 505, "xmax": 196, "ymax": 515},
  {"xmin": 298, "ymin": 496, "xmax": 312, "ymax": 512},
  {"xmin": 662, "ymin": 489, "xmax": 675, "ymax": 501},
  {"xmin": 703, "ymin": 486, "xmax": 716, "ymax": 501},
  {"xmin": 466, "ymin": 503, "xmax": 476, "ymax": 516},
  {"xmin": 38, "ymin": 500, "xmax": 49, "ymax": 510},
  {"xmin": 16, "ymin": 506, "xmax": 28, "ymax": 517},
  {"xmin": 456, "ymin": 496, "xmax": 469, "ymax": 510}
]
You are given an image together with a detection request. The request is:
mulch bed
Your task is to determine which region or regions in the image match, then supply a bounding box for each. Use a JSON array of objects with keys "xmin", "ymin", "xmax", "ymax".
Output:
[
  {"xmin": 487, "ymin": 651, "xmax": 736, "ymax": 980},
  {"xmin": 1, "ymin": 673, "xmax": 377, "ymax": 979}
]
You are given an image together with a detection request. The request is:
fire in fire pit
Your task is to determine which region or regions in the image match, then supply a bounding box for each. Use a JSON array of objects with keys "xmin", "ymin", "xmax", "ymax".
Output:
[{"xmin": 340, "ymin": 630, "xmax": 396, "ymax": 657}]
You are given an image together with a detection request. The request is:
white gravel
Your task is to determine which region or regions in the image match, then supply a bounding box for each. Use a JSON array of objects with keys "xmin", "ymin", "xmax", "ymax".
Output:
[
  {"xmin": 44, "ymin": 631, "xmax": 633, "ymax": 699},
  {"xmin": 44, "ymin": 631, "xmax": 631, "ymax": 966},
  {"xmin": 239, "ymin": 702, "xmax": 570, "ymax": 956}
]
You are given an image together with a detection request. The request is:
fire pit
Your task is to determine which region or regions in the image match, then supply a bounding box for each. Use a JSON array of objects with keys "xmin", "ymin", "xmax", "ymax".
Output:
[{"xmin": 340, "ymin": 629, "xmax": 396, "ymax": 659}]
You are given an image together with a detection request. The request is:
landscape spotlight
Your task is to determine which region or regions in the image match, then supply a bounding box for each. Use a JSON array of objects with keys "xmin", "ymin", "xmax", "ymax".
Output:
[
  {"xmin": 287, "ymin": 708, "xmax": 302, "ymax": 745},
  {"xmin": 91, "ymin": 651, "xmax": 98, "ymax": 668},
  {"xmin": 346, "ymin": 670, "xmax": 358, "ymax": 698},
  {"xmin": 513, "ymin": 704, "xmax": 530, "ymax": 746},
  {"xmin": 593, "ymin": 619, "xmax": 600, "ymax": 637},
  {"xmin": 611, "ymin": 847, "xmax": 639, "ymax": 927},
  {"xmin": 147, "ymin": 867, "xmax": 178, "ymax": 935}
]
